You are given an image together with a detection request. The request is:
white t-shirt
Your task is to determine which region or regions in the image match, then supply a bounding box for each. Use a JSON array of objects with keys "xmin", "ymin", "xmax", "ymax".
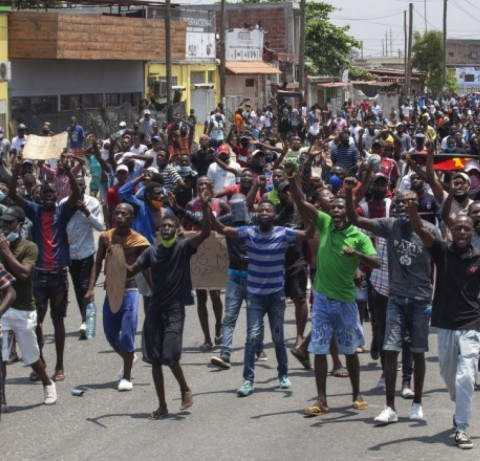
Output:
[
  {"xmin": 207, "ymin": 161, "xmax": 241, "ymax": 193},
  {"xmin": 130, "ymin": 144, "xmax": 148, "ymax": 155},
  {"xmin": 11, "ymin": 135, "xmax": 27, "ymax": 153}
]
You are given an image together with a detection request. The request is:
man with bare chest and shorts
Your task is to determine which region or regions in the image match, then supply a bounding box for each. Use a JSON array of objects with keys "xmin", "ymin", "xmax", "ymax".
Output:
[{"xmin": 86, "ymin": 203, "xmax": 150, "ymax": 391}]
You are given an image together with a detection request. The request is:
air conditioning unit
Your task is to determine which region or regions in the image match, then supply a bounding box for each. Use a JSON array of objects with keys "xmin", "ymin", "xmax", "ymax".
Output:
[{"xmin": 0, "ymin": 62, "xmax": 11, "ymax": 82}]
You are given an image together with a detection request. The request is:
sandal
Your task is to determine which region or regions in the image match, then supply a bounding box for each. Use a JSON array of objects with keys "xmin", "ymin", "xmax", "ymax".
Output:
[
  {"xmin": 180, "ymin": 387, "xmax": 193, "ymax": 411},
  {"xmin": 30, "ymin": 371, "xmax": 40, "ymax": 381},
  {"xmin": 303, "ymin": 404, "xmax": 329, "ymax": 417},
  {"xmin": 51, "ymin": 371, "xmax": 66, "ymax": 382},
  {"xmin": 330, "ymin": 367, "xmax": 349, "ymax": 378},
  {"xmin": 149, "ymin": 407, "xmax": 169, "ymax": 420},
  {"xmin": 353, "ymin": 399, "xmax": 368, "ymax": 410},
  {"xmin": 214, "ymin": 335, "xmax": 223, "ymax": 346},
  {"xmin": 290, "ymin": 348, "xmax": 312, "ymax": 370}
]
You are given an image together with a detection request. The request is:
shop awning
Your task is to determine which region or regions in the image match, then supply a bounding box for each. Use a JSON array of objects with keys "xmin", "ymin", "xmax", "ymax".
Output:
[
  {"xmin": 226, "ymin": 61, "xmax": 282, "ymax": 75},
  {"xmin": 317, "ymin": 82, "xmax": 350, "ymax": 88}
]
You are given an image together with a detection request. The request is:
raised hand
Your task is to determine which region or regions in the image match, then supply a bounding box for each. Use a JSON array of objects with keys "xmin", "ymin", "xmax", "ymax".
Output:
[{"xmin": 343, "ymin": 176, "xmax": 357, "ymax": 190}]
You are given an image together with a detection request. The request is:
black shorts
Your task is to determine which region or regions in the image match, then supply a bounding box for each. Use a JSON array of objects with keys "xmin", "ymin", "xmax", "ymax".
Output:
[
  {"xmin": 142, "ymin": 303, "xmax": 185, "ymax": 366},
  {"xmin": 34, "ymin": 269, "xmax": 69, "ymax": 323},
  {"xmin": 284, "ymin": 264, "xmax": 308, "ymax": 300}
]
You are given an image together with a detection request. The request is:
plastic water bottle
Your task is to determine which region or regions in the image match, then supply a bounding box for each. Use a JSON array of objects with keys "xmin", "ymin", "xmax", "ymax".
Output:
[{"xmin": 85, "ymin": 302, "xmax": 97, "ymax": 339}]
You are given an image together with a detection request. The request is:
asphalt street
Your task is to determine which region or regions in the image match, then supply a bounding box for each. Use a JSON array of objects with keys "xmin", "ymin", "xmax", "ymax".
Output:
[{"xmin": 1, "ymin": 274, "xmax": 480, "ymax": 461}]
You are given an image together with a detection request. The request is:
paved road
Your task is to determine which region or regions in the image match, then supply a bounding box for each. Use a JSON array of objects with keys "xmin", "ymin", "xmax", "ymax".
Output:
[{"xmin": 1, "ymin": 276, "xmax": 479, "ymax": 461}]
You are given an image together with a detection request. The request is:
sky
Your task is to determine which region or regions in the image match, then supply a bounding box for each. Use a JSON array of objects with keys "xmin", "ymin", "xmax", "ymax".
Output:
[
  {"xmin": 172, "ymin": 0, "xmax": 480, "ymax": 58},
  {"xmin": 327, "ymin": 0, "xmax": 479, "ymax": 57}
]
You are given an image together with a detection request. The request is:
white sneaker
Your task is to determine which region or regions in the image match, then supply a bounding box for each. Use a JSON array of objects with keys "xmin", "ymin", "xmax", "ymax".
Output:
[
  {"xmin": 374, "ymin": 406, "xmax": 398, "ymax": 424},
  {"xmin": 44, "ymin": 381, "xmax": 57, "ymax": 405},
  {"xmin": 118, "ymin": 353, "xmax": 137, "ymax": 380},
  {"xmin": 117, "ymin": 378, "xmax": 133, "ymax": 392},
  {"xmin": 79, "ymin": 323, "xmax": 86, "ymax": 339},
  {"xmin": 409, "ymin": 402, "xmax": 424, "ymax": 421}
]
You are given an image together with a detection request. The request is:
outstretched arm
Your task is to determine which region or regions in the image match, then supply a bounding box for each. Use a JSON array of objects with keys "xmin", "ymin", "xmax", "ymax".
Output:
[
  {"xmin": 406, "ymin": 192, "xmax": 435, "ymax": 248},
  {"xmin": 344, "ymin": 177, "xmax": 375, "ymax": 232},
  {"xmin": 190, "ymin": 189, "xmax": 212, "ymax": 249},
  {"xmin": 285, "ymin": 161, "xmax": 318, "ymax": 224},
  {"xmin": 208, "ymin": 206, "xmax": 238, "ymax": 238}
]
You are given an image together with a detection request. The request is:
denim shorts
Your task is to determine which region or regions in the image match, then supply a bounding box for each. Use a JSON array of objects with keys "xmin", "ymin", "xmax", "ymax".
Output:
[
  {"xmin": 308, "ymin": 289, "xmax": 365, "ymax": 356},
  {"xmin": 383, "ymin": 295, "xmax": 430, "ymax": 353},
  {"xmin": 34, "ymin": 269, "xmax": 69, "ymax": 323}
]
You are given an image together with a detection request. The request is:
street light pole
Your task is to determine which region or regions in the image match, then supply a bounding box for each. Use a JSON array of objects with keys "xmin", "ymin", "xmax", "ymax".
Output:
[
  {"xmin": 443, "ymin": 0, "xmax": 448, "ymax": 90},
  {"xmin": 298, "ymin": 0, "xmax": 306, "ymax": 106},
  {"xmin": 219, "ymin": 0, "xmax": 226, "ymax": 105},
  {"xmin": 165, "ymin": 0, "xmax": 173, "ymax": 123}
]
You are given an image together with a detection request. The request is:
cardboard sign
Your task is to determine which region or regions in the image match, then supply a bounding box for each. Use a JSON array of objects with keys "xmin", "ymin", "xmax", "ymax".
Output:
[
  {"xmin": 184, "ymin": 231, "xmax": 228, "ymax": 290},
  {"xmin": 22, "ymin": 132, "xmax": 68, "ymax": 160}
]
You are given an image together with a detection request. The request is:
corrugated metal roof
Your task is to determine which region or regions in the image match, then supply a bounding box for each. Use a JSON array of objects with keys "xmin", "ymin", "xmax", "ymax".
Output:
[
  {"xmin": 316, "ymin": 82, "xmax": 350, "ymax": 88},
  {"xmin": 226, "ymin": 61, "xmax": 282, "ymax": 75}
]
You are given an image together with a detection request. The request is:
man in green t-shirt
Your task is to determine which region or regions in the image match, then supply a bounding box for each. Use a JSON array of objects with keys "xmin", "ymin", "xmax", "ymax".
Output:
[
  {"xmin": 0, "ymin": 206, "xmax": 57, "ymax": 407},
  {"xmin": 286, "ymin": 162, "xmax": 380, "ymax": 417}
]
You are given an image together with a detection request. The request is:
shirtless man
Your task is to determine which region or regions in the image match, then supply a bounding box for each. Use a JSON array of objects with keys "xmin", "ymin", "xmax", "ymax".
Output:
[{"xmin": 86, "ymin": 203, "xmax": 150, "ymax": 392}]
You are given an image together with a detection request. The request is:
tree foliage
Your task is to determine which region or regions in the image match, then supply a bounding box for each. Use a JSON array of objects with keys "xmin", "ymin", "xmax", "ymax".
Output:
[
  {"xmin": 446, "ymin": 69, "xmax": 458, "ymax": 94},
  {"xmin": 240, "ymin": 1, "xmax": 359, "ymax": 76},
  {"xmin": 348, "ymin": 66, "xmax": 375, "ymax": 81},
  {"xmin": 14, "ymin": 1, "xmax": 62, "ymax": 9},
  {"xmin": 304, "ymin": 2, "xmax": 360, "ymax": 75},
  {"xmin": 412, "ymin": 30, "xmax": 444, "ymax": 94}
]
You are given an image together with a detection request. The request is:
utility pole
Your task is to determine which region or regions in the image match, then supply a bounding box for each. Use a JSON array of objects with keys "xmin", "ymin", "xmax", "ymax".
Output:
[
  {"xmin": 298, "ymin": 0, "xmax": 306, "ymax": 105},
  {"xmin": 361, "ymin": 41, "xmax": 364, "ymax": 61},
  {"xmin": 390, "ymin": 28, "xmax": 393, "ymax": 56},
  {"xmin": 382, "ymin": 40, "xmax": 384, "ymax": 57},
  {"xmin": 219, "ymin": 0, "xmax": 226, "ymax": 105},
  {"xmin": 404, "ymin": 10, "xmax": 407, "ymax": 75},
  {"xmin": 443, "ymin": 0, "xmax": 448, "ymax": 90},
  {"xmin": 165, "ymin": 0, "xmax": 173, "ymax": 123},
  {"xmin": 406, "ymin": 2, "xmax": 413, "ymax": 97},
  {"xmin": 424, "ymin": 0, "xmax": 428, "ymax": 31},
  {"xmin": 385, "ymin": 31, "xmax": 388, "ymax": 57}
]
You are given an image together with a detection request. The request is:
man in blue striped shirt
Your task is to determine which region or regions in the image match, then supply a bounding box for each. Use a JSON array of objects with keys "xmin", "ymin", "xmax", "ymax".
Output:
[{"xmin": 210, "ymin": 200, "xmax": 312, "ymax": 396}]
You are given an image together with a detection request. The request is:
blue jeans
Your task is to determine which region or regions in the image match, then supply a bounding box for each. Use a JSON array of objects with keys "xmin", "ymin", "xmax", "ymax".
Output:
[
  {"xmin": 221, "ymin": 274, "xmax": 264, "ymax": 359},
  {"xmin": 243, "ymin": 290, "xmax": 287, "ymax": 383},
  {"xmin": 221, "ymin": 275, "xmax": 248, "ymax": 359}
]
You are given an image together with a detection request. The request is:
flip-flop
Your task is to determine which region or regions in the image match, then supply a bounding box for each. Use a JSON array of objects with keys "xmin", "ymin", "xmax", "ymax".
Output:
[
  {"xmin": 353, "ymin": 400, "xmax": 368, "ymax": 410},
  {"xmin": 303, "ymin": 404, "xmax": 329, "ymax": 417},
  {"xmin": 51, "ymin": 372, "xmax": 66, "ymax": 382},
  {"xmin": 149, "ymin": 407, "xmax": 169, "ymax": 420},
  {"xmin": 290, "ymin": 348, "xmax": 312, "ymax": 370},
  {"xmin": 330, "ymin": 367, "xmax": 349, "ymax": 378},
  {"xmin": 30, "ymin": 371, "xmax": 40, "ymax": 381}
]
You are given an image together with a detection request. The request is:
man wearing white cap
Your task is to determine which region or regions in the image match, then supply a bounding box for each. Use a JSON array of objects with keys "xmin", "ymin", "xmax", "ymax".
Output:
[
  {"xmin": 465, "ymin": 160, "xmax": 480, "ymax": 201},
  {"xmin": 11, "ymin": 124, "xmax": 27, "ymax": 155},
  {"xmin": 139, "ymin": 110, "xmax": 156, "ymax": 144}
]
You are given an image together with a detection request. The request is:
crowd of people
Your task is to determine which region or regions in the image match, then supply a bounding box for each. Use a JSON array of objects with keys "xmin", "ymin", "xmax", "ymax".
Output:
[{"xmin": 0, "ymin": 94, "xmax": 479, "ymax": 450}]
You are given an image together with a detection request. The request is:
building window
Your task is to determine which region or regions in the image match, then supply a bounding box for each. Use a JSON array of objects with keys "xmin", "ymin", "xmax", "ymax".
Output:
[
  {"xmin": 190, "ymin": 71, "xmax": 205, "ymax": 84},
  {"xmin": 469, "ymin": 52, "xmax": 478, "ymax": 60},
  {"xmin": 208, "ymin": 71, "xmax": 215, "ymax": 83},
  {"xmin": 81, "ymin": 94, "xmax": 104, "ymax": 109},
  {"xmin": 60, "ymin": 95, "xmax": 81, "ymax": 111},
  {"xmin": 245, "ymin": 78, "xmax": 255, "ymax": 87},
  {"xmin": 449, "ymin": 52, "xmax": 454, "ymax": 57}
]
